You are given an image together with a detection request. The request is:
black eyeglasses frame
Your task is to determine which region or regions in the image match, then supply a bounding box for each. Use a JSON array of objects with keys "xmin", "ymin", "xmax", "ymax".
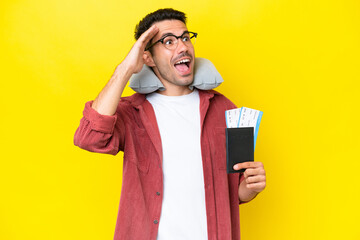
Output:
[{"xmin": 145, "ymin": 31, "xmax": 198, "ymax": 51}]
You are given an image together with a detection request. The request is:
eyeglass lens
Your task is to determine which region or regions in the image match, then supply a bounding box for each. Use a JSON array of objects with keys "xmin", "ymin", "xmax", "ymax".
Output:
[{"xmin": 162, "ymin": 33, "xmax": 196, "ymax": 50}]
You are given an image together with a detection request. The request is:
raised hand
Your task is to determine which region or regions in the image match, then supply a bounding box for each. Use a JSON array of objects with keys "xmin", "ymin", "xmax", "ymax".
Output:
[
  {"xmin": 122, "ymin": 25, "xmax": 159, "ymax": 74},
  {"xmin": 91, "ymin": 24, "xmax": 158, "ymax": 115}
]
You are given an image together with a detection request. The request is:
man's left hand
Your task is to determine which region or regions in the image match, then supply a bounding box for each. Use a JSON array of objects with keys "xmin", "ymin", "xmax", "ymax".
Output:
[{"xmin": 234, "ymin": 161, "xmax": 266, "ymax": 202}]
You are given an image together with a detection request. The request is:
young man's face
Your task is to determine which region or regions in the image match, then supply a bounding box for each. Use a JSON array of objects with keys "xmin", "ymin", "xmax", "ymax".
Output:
[{"xmin": 147, "ymin": 20, "xmax": 195, "ymax": 92}]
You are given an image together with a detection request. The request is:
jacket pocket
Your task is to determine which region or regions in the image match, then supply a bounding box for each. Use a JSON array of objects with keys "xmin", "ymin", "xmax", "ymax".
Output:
[{"xmin": 126, "ymin": 127, "xmax": 153, "ymax": 174}]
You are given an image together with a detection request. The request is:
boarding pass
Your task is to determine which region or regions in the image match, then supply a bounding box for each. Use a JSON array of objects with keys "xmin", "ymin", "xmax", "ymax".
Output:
[{"xmin": 225, "ymin": 107, "xmax": 263, "ymax": 148}]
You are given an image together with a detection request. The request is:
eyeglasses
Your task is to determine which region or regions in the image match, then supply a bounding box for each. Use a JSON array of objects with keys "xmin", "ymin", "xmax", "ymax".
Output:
[{"xmin": 145, "ymin": 31, "xmax": 198, "ymax": 51}]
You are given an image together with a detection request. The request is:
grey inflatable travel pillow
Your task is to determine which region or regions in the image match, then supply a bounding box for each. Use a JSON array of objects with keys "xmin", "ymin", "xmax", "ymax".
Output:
[{"xmin": 129, "ymin": 57, "xmax": 223, "ymax": 94}]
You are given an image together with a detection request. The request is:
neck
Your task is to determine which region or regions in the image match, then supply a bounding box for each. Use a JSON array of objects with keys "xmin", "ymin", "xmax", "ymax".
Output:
[{"xmin": 157, "ymin": 84, "xmax": 192, "ymax": 96}]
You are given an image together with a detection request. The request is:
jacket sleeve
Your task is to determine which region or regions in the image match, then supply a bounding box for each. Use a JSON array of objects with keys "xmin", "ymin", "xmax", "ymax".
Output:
[{"xmin": 73, "ymin": 101, "xmax": 125, "ymax": 155}]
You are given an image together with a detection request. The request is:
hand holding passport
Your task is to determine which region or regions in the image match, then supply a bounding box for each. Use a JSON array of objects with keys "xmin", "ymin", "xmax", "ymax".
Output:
[{"xmin": 225, "ymin": 107, "xmax": 263, "ymax": 173}]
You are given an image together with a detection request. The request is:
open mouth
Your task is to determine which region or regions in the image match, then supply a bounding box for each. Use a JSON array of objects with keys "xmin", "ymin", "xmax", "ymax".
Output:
[{"xmin": 174, "ymin": 58, "xmax": 191, "ymax": 75}]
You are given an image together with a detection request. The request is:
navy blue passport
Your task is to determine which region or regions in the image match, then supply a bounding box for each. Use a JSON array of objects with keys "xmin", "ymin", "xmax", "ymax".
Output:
[{"xmin": 226, "ymin": 127, "xmax": 254, "ymax": 173}]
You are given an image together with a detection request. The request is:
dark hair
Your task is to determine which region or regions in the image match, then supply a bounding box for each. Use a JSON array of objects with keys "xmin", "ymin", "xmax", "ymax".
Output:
[{"xmin": 134, "ymin": 8, "xmax": 187, "ymax": 40}]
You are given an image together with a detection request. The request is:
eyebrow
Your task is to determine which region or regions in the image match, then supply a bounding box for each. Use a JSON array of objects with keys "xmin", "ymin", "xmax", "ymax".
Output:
[{"xmin": 159, "ymin": 30, "xmax": 189, "ymax": 39}]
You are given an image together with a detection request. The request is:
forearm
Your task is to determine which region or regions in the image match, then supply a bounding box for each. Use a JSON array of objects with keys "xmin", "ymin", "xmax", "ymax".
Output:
[{"xmin": 91, "ymin": 63, "xmax": 133, "ymax": 116}]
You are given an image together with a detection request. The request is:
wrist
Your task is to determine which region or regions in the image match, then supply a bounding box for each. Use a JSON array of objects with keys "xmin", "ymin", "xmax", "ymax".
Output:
[{"xmin": 115, "ymin": 62, "xmax": 134, "ymax": 81}]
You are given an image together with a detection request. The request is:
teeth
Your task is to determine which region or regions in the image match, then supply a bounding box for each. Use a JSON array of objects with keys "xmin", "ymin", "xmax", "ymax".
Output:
[{"xmin": 175, "ymin": 59, "xmax": 190, "ymax": 65}]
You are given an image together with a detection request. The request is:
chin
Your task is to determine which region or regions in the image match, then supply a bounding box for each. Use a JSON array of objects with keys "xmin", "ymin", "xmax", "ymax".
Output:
[{"xmin": 178, "ymin": 76, "xmax": 194, "ymax": 86}]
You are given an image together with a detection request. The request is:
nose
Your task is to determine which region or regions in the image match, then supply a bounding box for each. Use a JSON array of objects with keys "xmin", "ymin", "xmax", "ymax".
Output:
[{"xmin": 176, "ymin": 38, "xmax": 189, "ymax": 53}]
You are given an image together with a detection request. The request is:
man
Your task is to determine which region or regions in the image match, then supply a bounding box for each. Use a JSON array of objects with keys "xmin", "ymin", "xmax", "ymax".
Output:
[{"xmin": 74, "ymin": 8, "xmax": 266, "ymax": 240}]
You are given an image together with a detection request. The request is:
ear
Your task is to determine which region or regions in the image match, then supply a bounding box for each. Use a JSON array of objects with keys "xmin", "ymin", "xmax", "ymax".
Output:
[{"xmin": 143, "ymin": 51, "xmax": 156, "ymax": 67}]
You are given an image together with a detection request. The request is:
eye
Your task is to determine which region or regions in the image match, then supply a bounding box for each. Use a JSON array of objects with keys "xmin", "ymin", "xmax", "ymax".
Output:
[
  {"xmin": 163, "ymin": 36, "xmax": 175, "ymax": 46},
  {"xmin": 182, "ymin": 33, "xmax": 190, "ymax": 42},
  {"xmin": 182, "ymin": 36, "xmax": 190, "ymax": 42}
]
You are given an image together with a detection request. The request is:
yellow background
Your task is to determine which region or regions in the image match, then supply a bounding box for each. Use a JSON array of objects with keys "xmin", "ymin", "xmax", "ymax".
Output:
[{"xmin": 1, "ymin": 0, "xmax": 359, "ymax": 239}]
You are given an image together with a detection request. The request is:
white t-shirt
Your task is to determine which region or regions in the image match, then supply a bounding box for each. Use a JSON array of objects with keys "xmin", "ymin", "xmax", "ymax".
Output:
[{"xmin": 146, "ymin": 89, "xmax": 208, "ymax": 240}]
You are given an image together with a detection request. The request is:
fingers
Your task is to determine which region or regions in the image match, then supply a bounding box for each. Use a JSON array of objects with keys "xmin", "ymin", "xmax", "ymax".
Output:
[
  {"xmin": 243, "ymin": 167, "xmax": 266, "ymax": 178},
  {"xmin": 243, "ymin": 162, "xmax": 266, "ymax": 192},
  {"xmin": 245, "ymin": 182, "xmax": 266, "ymax": 192},
  {"xmin": 122, "ymin": 25, "xmax": 159, "ymax": 73},
  {"xmin": 237, "ymin": 161, "xmax": 266, "ymax": 194},
  {"xmin": 245, "ymin": 175, "xmax": 266, "ymax": 184},
  {"xmin": 233, "ymin": 161, "xmax": 263, "ymax": 171},
  {"xmin": 137, "ymin": 25, "xmax": 159, "ymax": 48}
]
